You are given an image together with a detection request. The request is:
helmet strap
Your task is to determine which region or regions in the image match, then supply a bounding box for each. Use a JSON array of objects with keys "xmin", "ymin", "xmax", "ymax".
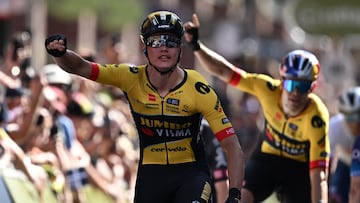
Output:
[{"xmin": 310, "ymin": 81, "xmax": 317, "ymax": 92}]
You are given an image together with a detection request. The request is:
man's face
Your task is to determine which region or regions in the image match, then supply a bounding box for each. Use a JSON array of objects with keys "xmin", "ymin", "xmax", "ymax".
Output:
[
  {"xmin": 145, "ymin": 34, "xmax": 181, "ymax": 69},
  {"xmin": 281, "ymin": 78, "xmax": 313, "ymax": 115}
]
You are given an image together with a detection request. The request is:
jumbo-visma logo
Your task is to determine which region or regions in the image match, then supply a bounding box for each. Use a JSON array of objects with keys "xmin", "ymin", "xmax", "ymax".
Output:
[{"xmin": 140, "ymin": 117, "xmax": 193, "ymax": 137}]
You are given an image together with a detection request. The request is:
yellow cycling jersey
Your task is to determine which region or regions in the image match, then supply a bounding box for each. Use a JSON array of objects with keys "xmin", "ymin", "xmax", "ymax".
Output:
[
  {"xmin": 230, "ymin": 69, "xmax": 330, "ymax": 169},
  {"xmin": 89, "ymin": 63, "xmax": 235, "ymax": 165}
]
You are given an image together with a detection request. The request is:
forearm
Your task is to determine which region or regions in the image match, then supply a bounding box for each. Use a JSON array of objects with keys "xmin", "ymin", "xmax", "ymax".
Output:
[
  {"xmin": 194, "ymin": 42, "xmax": 235, "ymax": 83},
  {"xmin": 227, "ymin": 151, "xmax": 244, "ymax": 190},
  {"xmin": 52, "ymin": 50, "xmax": 92, "ymax": 78},
  {"xmin": 349, "ymin": 177, "xmax": 360, "ymax": 203},
  {"xmin": 310, "ymin": 168, "xmax": 328, "ymax": 203},
  {"xmin": 0, "ymin": 71, "xmax": 20, "ymax": 88},
  {"xmin": 221, "ymin": 136, "xmax": 244, "ymax": 190},
  {"xmin": 85, "ymin": 164, "xmax": 110, "ymax": 192},
  {"xmin": 9, "ymin": 77, "xmax": 44, "ymax": 144},
  {"xmin": 214, "ymin": 180, "xmax": 229, "ymax": 203},
  {"xmin": 5, "ymin": 137, "xmax": 39, "ymax": 184},
  {"xmin": 349, "ymin": 191, "xmax": 360, "ymax": 203}
]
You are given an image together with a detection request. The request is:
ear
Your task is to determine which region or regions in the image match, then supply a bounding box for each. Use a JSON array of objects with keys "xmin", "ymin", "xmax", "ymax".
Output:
[
  {"xmin": 310, "ymin": 81, "xmax": 317, "ymax": 92},
  {"xmin": 280, "ymin": 77, "xmax": 284, "ymax": 87},
  {"xmin": 175, "ymin": 48, "xmax": 182, "ymax": 64},
  {"xmin": 140, "ymin": 40, "xmax": 147, "ymax": 56}
]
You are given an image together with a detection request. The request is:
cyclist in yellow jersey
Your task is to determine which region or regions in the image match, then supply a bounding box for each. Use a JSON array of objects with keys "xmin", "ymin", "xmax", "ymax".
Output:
[
  {"xmin": 184, "ymin": 14, "xmax": 330, "ymax": 203},
  {"xmin": 44, "ymin": 10, "xmax": 244, "ymax": 203}
]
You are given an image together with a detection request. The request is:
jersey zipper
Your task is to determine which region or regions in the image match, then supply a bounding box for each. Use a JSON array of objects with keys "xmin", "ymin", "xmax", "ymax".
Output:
[
  {"xmin": 280, "ymin": 117, "xmax": 288, "ymax": 157},
  {"xmin": 160, "ymin": 96, "xmax": 170, "ymax": 165}
]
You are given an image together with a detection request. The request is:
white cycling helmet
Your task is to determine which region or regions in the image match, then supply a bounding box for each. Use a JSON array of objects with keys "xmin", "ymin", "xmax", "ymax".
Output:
[
  {"xmin": 338, "ymin": 86, "xmax": 360, "ymax": 114},
  {"xmin": 43, "ymin": 64, "xmax": 72, "ymax": 86},
  {"xmin": 279, "ymin": 50, "xmax": 320, "ymax": 81}
]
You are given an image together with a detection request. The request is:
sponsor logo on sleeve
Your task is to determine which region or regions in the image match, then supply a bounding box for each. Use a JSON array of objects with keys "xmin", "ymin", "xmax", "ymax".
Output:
[
  {"xmin": 129, "ymin": 66, "xmax": 139, "ymax": 73},
  {"xmin": 195, "ymin": 82, "xmax": 211, "ymax": 94},
  {"xmin": 311, "ymin": 115, "xmax": 325, "ymax": 128}
]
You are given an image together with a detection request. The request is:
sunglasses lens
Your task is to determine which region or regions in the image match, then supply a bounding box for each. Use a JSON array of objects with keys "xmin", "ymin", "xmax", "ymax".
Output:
[
  {"xmin": 283, "ymin": 80, "xmax": 312, "ymax": 93},
  {"xmin": 146, "ymin": 35, "xmax": 180, "ymax": 48},
  {"xmin": 148, "ymin": 40, "xmax": 162, "ymax": 48},
  {"xmin": 166, "ymin": 40, "xmax": 180, "ymax": 48}
]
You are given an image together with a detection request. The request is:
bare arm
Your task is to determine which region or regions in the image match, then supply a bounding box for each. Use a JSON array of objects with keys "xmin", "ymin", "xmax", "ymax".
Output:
[
  {"xmin": 194, "ymin": 43, "xmax": 237, "ymax": 83},
  {"xmin": 219, "ymin": 135, "xmax": 244, "ymax": 192},
  {"xmin": 214, "ymin": 180, "xmax": 229, "ymax": 203},
  {"xmin": 350, "ymin": 176, "xmax": 360, "ymax": 203},
  {"xmin": 0, "ymin": 71, "xmax": 21, "ymax": 88},
  {"xmin": 184, "ymin": 14, "xmax": 240, "ymax": 83},
  {"xmin": 9, "ymin": 76, "xmax": 43, "ymax": 143},
  {"xmin": 54, "ymin": 50, "xmax": 92, "ymax": 78},
  {"xmin": 310, "ymin": 168, "xmax": 328, "ymax": 203},
  {"xmin": 45, "ymin": 35, "xmax": 92, "ymax": 78},
  {"xmin": 2, "ymin": 134, "xmax": 48, "ymax": 192}
]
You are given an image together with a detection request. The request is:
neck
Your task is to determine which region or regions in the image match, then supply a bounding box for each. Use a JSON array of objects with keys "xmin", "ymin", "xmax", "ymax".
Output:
[
  {"xmin": 147, "ymin": 66, "xmax": 183, "ymax": 97},
  {"xmin": 281, "ymin": 93, "xmax": 310, "ymax": 117}
]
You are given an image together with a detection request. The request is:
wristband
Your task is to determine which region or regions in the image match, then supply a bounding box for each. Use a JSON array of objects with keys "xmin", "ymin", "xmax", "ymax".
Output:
[
  {"xmin": 186, "ymin": 27, "xmax": 200, "ymax": 51},
  {"xmin": 45, "ymin": 34, "xmax": 67, "ymax": 57}
]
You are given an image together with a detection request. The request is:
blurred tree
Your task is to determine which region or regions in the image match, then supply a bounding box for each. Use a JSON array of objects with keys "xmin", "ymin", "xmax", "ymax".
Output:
[{"xmin": 47, "ymin": 0, "xmax": 145, "ymax": 32}]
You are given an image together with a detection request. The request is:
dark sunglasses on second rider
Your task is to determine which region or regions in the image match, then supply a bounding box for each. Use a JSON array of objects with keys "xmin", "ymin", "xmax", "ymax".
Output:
[
  {"xmin": 283, "ymin": 79, "xmax": 312, "ymax": 94},
  {"xmin": 145, "ymin": 35, "xmax": 181, "ymax": 48}
]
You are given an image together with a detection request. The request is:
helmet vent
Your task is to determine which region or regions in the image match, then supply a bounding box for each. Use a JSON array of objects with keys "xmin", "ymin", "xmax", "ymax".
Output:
[{"xmin": 348, "ymin": 92, "xmax": 355, "ymax": 106}]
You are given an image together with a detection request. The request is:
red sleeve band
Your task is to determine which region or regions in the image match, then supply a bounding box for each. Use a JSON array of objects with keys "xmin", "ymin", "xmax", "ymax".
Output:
[
  {"xmin": 89, "ymin": 62, "xmax": 99, "ymax": 81},
  {"xmin": 229, "ymin": 68, "xmax": 241, "ymax": 86},
  {"xmin": 309, "ymin": 160, "xmax": 329, "ymax": 170},
  {"xmin": 215, "ymin": 127, "xmax": 236, "ymax": 141}
]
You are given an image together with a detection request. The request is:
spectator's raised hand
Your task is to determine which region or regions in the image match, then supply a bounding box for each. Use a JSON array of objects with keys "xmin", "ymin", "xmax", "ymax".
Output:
[{"xmin": 184, "ymin": 13, "xmax": 200, "ymax": 51}]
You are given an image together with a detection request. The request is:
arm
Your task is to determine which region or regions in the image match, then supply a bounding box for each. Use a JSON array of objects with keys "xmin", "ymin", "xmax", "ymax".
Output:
[
  {"xmin": 201, "ymin": 120, "xmax": 230, "ymax": 202},
  {"xmin": 310, "ymin": 168, "xmax": 328, "ymax": 203},
  {"xmin": 184, "ymin": 14, "xmax": 239, "ymax": 83},
  {"xmin": 45, "ymin": 35, "xmax": 92, "ymax": 78},
  {"xmin": 215, "ymin": 180, "xmax": 229, "ymax": 203},
  {"xmin": 308, "ymin": 105, "xmax": 330, "ymax": 203},
  {"xmin": 350, "ymin": 176, "xmax": 360, "ymax": 203},
  {"xmin": 194, "ymin": 42, "xmax": 236, "ymax": 83},
  {"xmin": 0, "ymin": 70, "xmax": 21, "ymax": 88},
  {"xmin": 219, "ymin": 135, "xmax": 244, "ymax": 199},
  {"xmin": 8, "ymin": 76, "xmax": 44, "ymax": 143},
  {"xmin": 1, "ymin": 132, "xmax": 48, "ymax": 192},
  {"xmin": 195, "ymin": 70, "xmax": 244, "ymax": 201},
  {"xmin": 73, "ymin": 140, "xmax": 119, "ymax": 199}
]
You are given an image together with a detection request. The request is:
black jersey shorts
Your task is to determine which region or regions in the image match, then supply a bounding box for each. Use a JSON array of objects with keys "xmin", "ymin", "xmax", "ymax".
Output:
[
  {"xmin": 242, "ymin": 152, "xmax": 311, "ymax": 203},
  {"xmin": 134, "ymin": 163, "xmax": 214, "ymax": 203}
]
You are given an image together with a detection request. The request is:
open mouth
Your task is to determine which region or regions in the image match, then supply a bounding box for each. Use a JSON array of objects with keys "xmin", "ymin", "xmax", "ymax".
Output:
[{"xmin": 158, "ymin": 55, "xmax": 171, "ymax": 61}]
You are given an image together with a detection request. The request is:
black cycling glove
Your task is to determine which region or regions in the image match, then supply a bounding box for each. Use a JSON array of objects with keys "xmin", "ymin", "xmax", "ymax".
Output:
[
  {"xmin": 186, "ymin": 27, "xmax": 200, "ymax": 51},
  {"xmin": 45, "ymin": 34, "xmax": 67, "ymax": 57},
  {"xmin": 225, "ymin": 188, "xmax": 241, "ymax": 203}
]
